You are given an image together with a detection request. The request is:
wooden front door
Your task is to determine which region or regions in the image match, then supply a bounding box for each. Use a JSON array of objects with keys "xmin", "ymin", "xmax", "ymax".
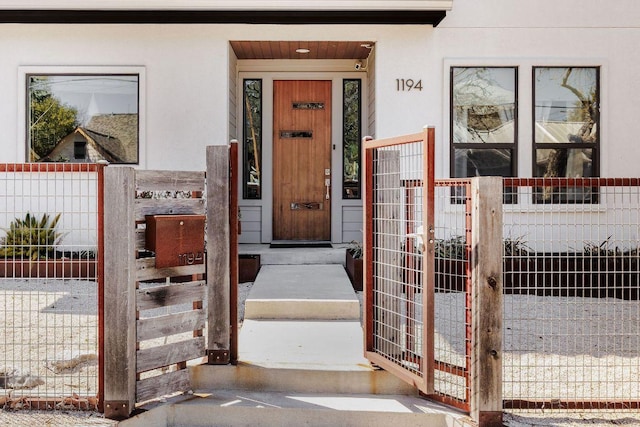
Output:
[{"xmin": 273, "ymin": 80, "xmax": 332, "ymax": 241}]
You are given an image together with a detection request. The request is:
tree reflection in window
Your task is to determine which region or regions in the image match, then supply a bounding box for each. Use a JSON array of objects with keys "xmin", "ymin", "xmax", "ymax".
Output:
[
  {"xmin": 27, "ymin": 74, "xmax": 139, "ymax": 163},
  {"xmin": 343, "ymin": 79, "xmax": 361, "ymax": 199},
  {"xmin": 533, "ymin": 67, "xmax": 599, "ymax": 203},
  {"xmin": 243, "ymin": 79, "xmax": 262, "ymax": 199}
]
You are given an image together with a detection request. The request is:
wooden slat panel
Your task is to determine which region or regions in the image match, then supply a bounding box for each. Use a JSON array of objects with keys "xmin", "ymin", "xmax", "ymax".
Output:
[
  {"xmin": 137, "ymin": 337, "xmax": 205, "ymax": 373},
  {"xmin": 137, "ymin": 309, "xmax": 206, "ymax": 342},
  {"xmin": 136, "ymin": 257, "xmax": 206, "ymax": 281},
  {"xmin": 135, "ymin": 170, "xmax": 205, "ymax": 192},
  {"xmin": 136, "ymin": 281, "xmax": 205, "ymax": 311},
  {"xmin": 135, "ymin": 198, "xmax": 205, "ymax": 221},
  {"xmin": 103, "ymin": 167, "xmax": 137, "ymax": 417},
  {"xmin": 136, "ymin": 369, "xmax": 190, "ymax": 403}
]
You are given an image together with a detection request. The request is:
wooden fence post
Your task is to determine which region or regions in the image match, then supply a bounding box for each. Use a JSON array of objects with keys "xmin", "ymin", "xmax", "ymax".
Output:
[
  {"xmin": 206, "ymin": 145, "xmax": 231, "ymax": 364},
  {"xmin": 470, "ymin": 177, "xmax": 503, "ymax": 427},
  {"xmin": 103, "ymin": 167, "xmax": 137, "ymax": 419}
]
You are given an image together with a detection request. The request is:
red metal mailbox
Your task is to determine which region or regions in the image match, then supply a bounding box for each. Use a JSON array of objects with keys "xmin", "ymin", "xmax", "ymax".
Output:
[{"xmin": 145, "ymin": 214, "xmax": 205, "ymax": 268}]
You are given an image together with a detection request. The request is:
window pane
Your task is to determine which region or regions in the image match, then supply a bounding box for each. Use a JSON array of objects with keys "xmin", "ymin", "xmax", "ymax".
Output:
[
  {"xmin": 27, "ymin": 74, "xmax": 139, "ymax": 163},
  {"xmin": 535, "ymin": 148, "xmax": 593, "ymax": 178},
  {"xmin": 243, "ymin": 79, "xmax": 262, "ymax": 199},
  {"xmin": 453, "ymin": 148, "xmax": 513, "ymax": 177},
  {"xmin": 343, "ymin": 79, "xmax": 362, "ymax": 199},
  {"xmin": 534, "ymin": 67, "xmax": 598, "ymax": 144},
  {"xmin": 452, "ymin": 67, "xmax": 516, "ymax": 144}
]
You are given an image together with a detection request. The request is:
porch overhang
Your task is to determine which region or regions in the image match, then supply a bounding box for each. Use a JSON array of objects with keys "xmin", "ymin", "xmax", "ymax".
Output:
[{"xmin": 0, "ymin": 0, "xmax": 453, "ymax": 25}]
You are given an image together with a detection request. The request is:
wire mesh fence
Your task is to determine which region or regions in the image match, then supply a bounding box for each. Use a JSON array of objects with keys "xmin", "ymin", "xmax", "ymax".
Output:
[
  {"xmin": 431, "ymin": 179, "xmax": 472, "ymax": 411},
  {"xmin": 0, "ymin": 163, "xmax": 101, "ymax": 410},
  {"xmin": 502, "ymin": 178, "xmax": 640, "ymax": 412}
]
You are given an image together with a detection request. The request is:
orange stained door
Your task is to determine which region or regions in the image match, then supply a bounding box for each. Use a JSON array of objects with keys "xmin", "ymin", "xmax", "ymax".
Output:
[{"xmin": 272, "ymin": 80, "xmax": 332, "ymax": 241}]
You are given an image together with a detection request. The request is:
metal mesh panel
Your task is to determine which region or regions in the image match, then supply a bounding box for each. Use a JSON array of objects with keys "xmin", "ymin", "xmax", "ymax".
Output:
[
  {"xmin": 503, "ymin": 178, "xmax": 640, "ymax": 412},
  {"xmin": 432, "ymin": 180, "xmax": 472, "ymax": 410},
  {"xmin": 0, "ymin": 164, "xmax": 99, "ymax": 410},
  {"xmin": 370, "ymin": 141, "xmax": 426, "ymax": 378}
]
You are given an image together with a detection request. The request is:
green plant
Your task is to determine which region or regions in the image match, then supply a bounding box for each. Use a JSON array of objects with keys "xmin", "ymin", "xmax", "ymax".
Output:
[
  {"xmin": 434, "ymin": 236, "xmax": 467, "ymax": 260},
  {"xmin": 0, "ymin": 212, "xmax": 64, "ymax": 260},
  {"xmin": 347, "ymin": 240, "xmax": 363, "ymax": 259},
  {"xmin": 503, "ymin": 235, "xmax": 531, "ymax": 257}
]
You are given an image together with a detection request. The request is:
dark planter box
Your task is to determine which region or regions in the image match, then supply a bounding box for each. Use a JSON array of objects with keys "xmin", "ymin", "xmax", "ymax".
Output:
[
  {"xmin": 239, "ymin": 254, "xmax": 260, "ymax": 283},
  {"xmin": 433, "ymin": 256, "xmax": 639, "ymax": 300},
  {"xmin": 0, "ymin": 259, "xmax": 97, "ymax": 279},
  {"xmin": 504, "ymin": 256, "xmax": 639, "ymax": 300},
  {"xmin": 345, "ymin": 250, "xmax": 363, "ymax": 291}
]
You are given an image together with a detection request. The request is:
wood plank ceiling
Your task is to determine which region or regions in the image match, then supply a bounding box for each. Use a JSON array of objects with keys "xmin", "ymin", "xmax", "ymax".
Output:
[{"xmin": 230, "ymin": 41, "xmax": 374, "ymax": 60}]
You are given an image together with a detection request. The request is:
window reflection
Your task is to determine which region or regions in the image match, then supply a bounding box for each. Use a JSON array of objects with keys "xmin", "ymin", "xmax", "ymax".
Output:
[
  {"xmin": 452, "ymin": 67, "xmax": 516, "ymax": 144},
  {"xmin": 243, "ymin": 79, "xmax": 262, "ymax": 199},
  {"xmin": 343, "ymin": 79, "xmax": 361, "ymax": 199},
  {"xmin": 27, "ymin": 74, "xmax": 139, "ymax": 163},
  {"xmin": 533, "ymin": 67, "xmax": 599, "ymax": 203}
]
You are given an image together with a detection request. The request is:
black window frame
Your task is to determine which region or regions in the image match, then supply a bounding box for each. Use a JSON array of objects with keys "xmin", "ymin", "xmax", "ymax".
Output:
[
  {"xmin": 342, "ymin": 78, "xmax": 362, "ymax": 200},
  {"xmin": 532, "ymin": 66, "xmax": 600, "ymax": 204}
]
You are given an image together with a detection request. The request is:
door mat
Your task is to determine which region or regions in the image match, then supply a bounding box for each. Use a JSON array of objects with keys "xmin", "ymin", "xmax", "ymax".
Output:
[{"xmin": 269, "ymin": 240, "xmax": 332, "ymax": 248}]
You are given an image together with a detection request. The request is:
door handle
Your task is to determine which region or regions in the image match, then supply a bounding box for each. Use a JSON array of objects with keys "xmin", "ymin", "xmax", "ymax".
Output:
[{"xmin": 325, "ymin": 178, "xmax": 330, "ymax": 200}]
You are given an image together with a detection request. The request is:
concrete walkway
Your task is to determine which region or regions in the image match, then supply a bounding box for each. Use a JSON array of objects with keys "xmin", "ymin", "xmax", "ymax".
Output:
[{"xmin": 241, "ymin": 263, "xmax": 367, "ymax": 369}]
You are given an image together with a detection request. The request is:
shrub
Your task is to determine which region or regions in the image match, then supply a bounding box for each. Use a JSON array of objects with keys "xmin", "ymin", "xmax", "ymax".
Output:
[{"xmin": 0, "ymin": 213, "xmax": 63, "ymax": 260}]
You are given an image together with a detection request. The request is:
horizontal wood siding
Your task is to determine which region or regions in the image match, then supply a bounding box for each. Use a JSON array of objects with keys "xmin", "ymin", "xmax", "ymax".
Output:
[
  {"xmin": 239, "ymin": 205, "xmax": 262, "ymax": 244},
  {"xmin": 342, "ymin": 206, "xmax": 363, "ymax": 243}
]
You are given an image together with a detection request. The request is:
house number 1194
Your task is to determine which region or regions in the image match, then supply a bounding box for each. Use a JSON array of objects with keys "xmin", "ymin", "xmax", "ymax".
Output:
[{"xmin": 396, "ymin": 79, "xmax": 423, "ymax": 91}]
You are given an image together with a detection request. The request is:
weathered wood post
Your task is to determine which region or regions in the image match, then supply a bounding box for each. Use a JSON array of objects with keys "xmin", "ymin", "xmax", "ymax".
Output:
[
  {"xmin": 103, "ymin": 167, "xmax": 137, "ymax": 419},
  {"xmin": 206, "ymin": 145, "xmax": 231, "ymax": 364},
  {"xmin": 470, "ymin": 176, "xmax": 503, "ymax": 426}
]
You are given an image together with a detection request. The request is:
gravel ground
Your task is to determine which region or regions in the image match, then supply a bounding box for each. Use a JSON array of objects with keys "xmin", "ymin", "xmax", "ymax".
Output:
[{"xmin": 2, "ymin": 279, "xmax": 639, "ymax": 426}]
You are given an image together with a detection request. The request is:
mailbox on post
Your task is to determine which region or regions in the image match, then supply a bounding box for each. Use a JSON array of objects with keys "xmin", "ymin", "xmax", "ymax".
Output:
[{"xmin": 145, "ymin": 214, "xmax": 205, "ymax": 269}]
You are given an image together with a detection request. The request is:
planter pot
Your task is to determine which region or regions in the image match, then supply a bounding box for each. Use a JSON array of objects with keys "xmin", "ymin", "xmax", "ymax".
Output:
[
  {"xmin": 0, "ymin": 259, "xmax": 97, "ymax": 279},
  {"xmin": 345, "ymin": 250, "xmax": 363, "ymax": 292},
  {"xmin": 239, "ymin": 254, "xmax": 260, "ymax": 283}
]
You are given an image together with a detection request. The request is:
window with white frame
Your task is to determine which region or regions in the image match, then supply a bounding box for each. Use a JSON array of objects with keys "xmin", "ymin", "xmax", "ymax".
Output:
[{"xmin": 27, "ymin": 73, "xmax": 140, "ymax": 164}]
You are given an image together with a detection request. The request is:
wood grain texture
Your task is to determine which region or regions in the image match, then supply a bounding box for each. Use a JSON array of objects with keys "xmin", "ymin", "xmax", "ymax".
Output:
[
  {"xmin": 470, "ymin": 177, "xmax": 504, "ymax": 422},
  {"xmin": 135, "ymin": 170, "xmax": 205, "ymax": 192},
  {"xmin": 206, "ymin": 145, "xmax": 231, "ymax": 361},
  {"xmin": 134, "ymin": 198, "xmax": 205, "ymax": 221},
  {"xmin": 103, "ymin": 167, "xmax": 137, "ymax": 414},
  {"xmin": 272, "ymin": 80, "xmax": 331, "ymax": 240},
  {"xmin": 136, "ymin": 369, "xmax": 191, "ymax": 403},
  {"xmin": 137, "ymin": 337, "xmax": 205, "ymax": 373},
  {"xmin": 137, "ymin": 310, "xmax": 206, "ymax": 342},
  {"xmin": 136, "ymin": 281, "xmax": 205, "ymax": 311},
  {"xmin": 136, "ymin": 258, "xmax": 205, "ymax": 282}
]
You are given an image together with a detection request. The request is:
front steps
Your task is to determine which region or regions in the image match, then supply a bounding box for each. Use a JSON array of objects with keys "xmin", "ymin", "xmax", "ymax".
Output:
[{"xmin": 120, "ymin": 245, "xmax": 471, "ymax": 426}]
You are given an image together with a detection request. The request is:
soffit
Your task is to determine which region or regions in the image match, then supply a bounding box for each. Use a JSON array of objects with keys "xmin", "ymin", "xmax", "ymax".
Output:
[{"xmin": 231, "ymin": 41, "xmax": 374, "ymax": 60}]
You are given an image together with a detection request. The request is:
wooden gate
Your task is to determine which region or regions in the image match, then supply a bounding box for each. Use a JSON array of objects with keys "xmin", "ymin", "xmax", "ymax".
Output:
[
  {"xmin": 102, "ymin": 144, "xmax": 236, "ymax": 419},
  {"xmin": 363, "ymin": 127, "xmax": 436, "ymax": 395}
]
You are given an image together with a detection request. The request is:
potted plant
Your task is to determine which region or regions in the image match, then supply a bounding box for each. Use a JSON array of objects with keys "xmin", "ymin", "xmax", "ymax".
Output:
[{"xmin": 345, "ymin": 240, "xmax": 363, "ymax": 291}]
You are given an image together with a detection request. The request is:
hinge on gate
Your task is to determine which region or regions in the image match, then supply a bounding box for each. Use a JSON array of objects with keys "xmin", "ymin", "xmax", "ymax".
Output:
[
  {"xmin": 208, "ymin": 349, "xmax": 230, "ymax": 365},
  {"xmin": 104, "ymin": 400, "xmax": 130, "ymax": 420}
]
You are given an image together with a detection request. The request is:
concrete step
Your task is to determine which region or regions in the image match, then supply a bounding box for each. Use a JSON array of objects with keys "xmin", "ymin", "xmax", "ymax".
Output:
[
  {"xmin": 239, "ymin": 244, "xmax": 347, "ymax": 266},
  {"xmin": 122, "ymin": 389, "xmax": 469, "ymax": 427},
  {"xmin": 244, "ymin": 264, "xmax": 360, "ymax": 320}
]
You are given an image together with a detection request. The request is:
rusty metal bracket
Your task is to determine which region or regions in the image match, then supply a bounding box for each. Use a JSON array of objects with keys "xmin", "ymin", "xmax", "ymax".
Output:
[
  {"xmin": 104, "ymin": 400, "xmax": 130, "ymax": 420},
  {"xmin": 208, "ymin": 349, "xmax": 230, "ymax": 365}
]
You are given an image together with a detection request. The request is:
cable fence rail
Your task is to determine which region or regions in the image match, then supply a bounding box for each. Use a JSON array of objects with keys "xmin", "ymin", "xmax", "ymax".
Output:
[{"xmin": 0, "ymin": 163, "xmax": 102, "ymax": 410}]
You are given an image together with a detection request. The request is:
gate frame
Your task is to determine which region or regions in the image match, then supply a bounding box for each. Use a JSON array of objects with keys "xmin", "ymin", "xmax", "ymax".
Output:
[{"xmin": 362, "ymin": 126, "xmax": 436, "ymax": 395}]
